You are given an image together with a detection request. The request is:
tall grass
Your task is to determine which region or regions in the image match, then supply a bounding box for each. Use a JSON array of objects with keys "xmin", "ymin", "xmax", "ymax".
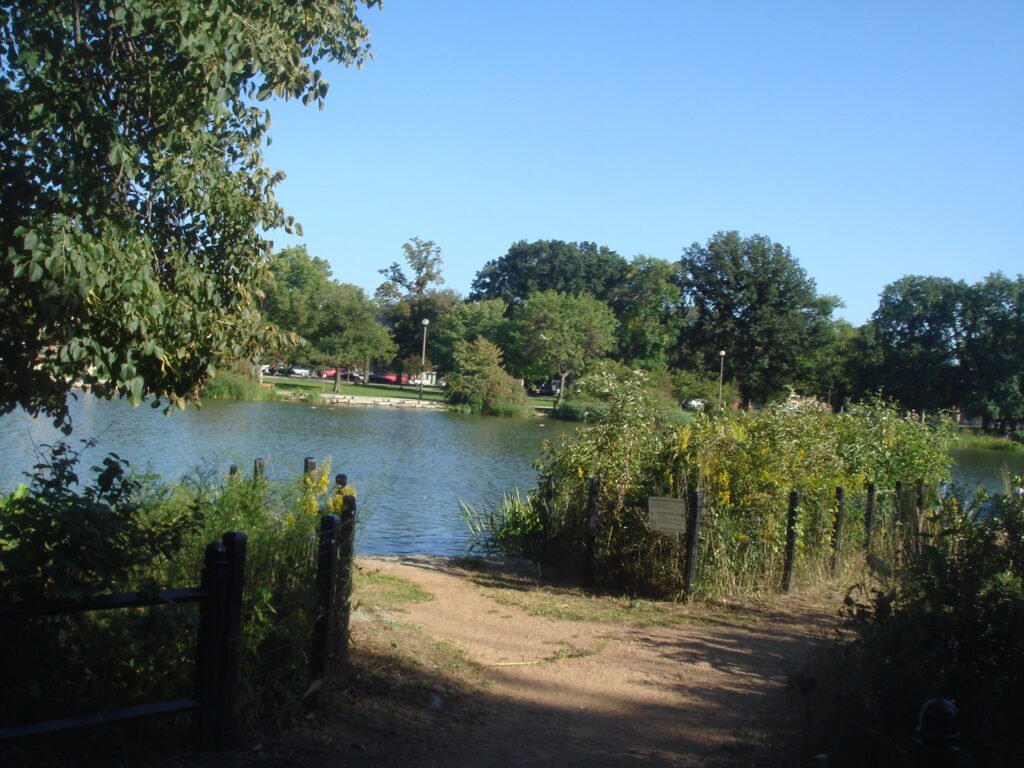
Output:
[
  {"xmin": 0, "ymin": 449, "xmax": 356, "ymax": 749},
  {"xmin": 481, "ymin": 372, "xmax": 955, "ymax": 599},
  {"xmin": 202, "ymin": 370, "xmax": 281, "ymax": 401},
  {"xmin": 800, "ymin": 482, "xmax": 1024, "ymax": 766}
]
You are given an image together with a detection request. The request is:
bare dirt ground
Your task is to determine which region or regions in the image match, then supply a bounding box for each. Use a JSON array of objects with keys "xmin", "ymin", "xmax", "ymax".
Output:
[{"xmin": 227, "ymin": 556, "xmax": 840, "ymax": 768}]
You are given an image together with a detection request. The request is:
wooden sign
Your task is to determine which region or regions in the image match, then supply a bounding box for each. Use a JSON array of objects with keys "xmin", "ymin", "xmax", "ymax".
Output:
[{"xmin": 647, "ymin": 496, "xmax": 687, "ymax": 535}]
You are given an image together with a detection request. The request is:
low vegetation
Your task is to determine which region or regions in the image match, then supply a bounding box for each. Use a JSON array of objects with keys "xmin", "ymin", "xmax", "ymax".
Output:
[
  {"xmin": 801, "ymin": 480, "xmax": 1024, "ymax": 766},
  {"xmin": 0, "ymin": 446, "xmax": 354, "ymax": 740}
]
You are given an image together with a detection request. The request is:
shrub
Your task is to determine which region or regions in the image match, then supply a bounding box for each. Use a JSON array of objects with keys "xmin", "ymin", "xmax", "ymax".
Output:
[
  {"xmin": 444, "ymin": 337, "xmax": 528, "ymax": 416},
  {"xmin": 487, "ymin": 393, "xmax": 955, "ymax": 598},
  {"xmin": 801, "ymin": 482, "xmax": 1024, "ymax": 766}
]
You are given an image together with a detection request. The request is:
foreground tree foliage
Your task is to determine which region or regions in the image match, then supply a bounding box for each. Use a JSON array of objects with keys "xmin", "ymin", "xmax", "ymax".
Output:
[{"xmin": 0, "ymin": 0, "xmax": 378, "ymax": 428}]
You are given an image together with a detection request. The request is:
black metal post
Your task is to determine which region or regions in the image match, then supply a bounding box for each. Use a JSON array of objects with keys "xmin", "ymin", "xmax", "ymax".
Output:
[
  {"xmin": 865, "ymin": 482, "xmax": 876, "ymax": 551},
  {"xmin": 782, "ymin": 490, "xmax": 800, "ymax": 593},
  {"xmin": 336, "ymin": 495, "xmax": 357, "ymax": 661},
  {"xmin": 310, "ymin": 515, "xmax": 340, "ymax": 684},
  {"xmin": 193, "ymin": 542, "xmax": 228, "ymax": 751},
  {"xmin": 585, "ymin": 477, "xmax": 600, "ymax": 585},
  {"xmin": 217, "ymin": 532, "xmax": 246, "ymax": 749},
  {"xmin": 683, "ymin": 489, "xmax": 703, "ymax": 598},
  {"xmin": 831, "ymin": 487, "xmax": 845, "ymax": 577}
]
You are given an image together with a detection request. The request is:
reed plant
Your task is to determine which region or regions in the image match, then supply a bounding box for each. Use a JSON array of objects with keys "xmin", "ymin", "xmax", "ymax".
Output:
[
  {"xmin": 0, "ymin": 445, "xmax": 353, "ymax": 743},
  {"xmin": 484, "ymin": 375, "xmax": 956, "ymax": 599}
]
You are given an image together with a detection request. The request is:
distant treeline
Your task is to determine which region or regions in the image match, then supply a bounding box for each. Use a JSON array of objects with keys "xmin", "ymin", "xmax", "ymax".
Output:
[{"xmin": 263, "ymin": 233, "xmax": 1022, "ymax": 432}]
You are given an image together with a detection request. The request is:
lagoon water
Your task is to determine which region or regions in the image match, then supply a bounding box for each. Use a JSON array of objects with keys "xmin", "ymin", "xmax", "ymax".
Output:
[
  {"xmin": 0, "ymin": 395, "xmax": 577, "ymax": 555},
  {"xmin": 0, "ymin": 395, "xmax": 1019, "ymax": 555}
]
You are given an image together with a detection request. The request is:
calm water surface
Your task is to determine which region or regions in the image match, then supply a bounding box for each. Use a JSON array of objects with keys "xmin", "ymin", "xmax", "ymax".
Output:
[
  {"xmin": 1, "ymin": 397, "xmax": 1019, "ymax": 555},
  {"xmin": 0, "ymin": 396, "xmax": 577, "ymax": 556}
]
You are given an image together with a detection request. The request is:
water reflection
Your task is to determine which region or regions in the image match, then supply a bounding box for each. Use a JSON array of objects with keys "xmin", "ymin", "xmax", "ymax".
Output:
[{"xmin": 0, "ymin": 396, "xmax": 577, "ymax": 555}]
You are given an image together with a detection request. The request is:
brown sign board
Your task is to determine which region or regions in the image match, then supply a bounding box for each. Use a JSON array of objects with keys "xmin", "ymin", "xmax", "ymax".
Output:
[{"xmin": 647, "ymin": 496, "xmax": 687, "ymax": 535}]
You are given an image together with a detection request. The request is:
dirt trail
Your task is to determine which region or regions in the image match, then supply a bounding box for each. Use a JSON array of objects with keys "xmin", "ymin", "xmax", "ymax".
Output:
[{"xmin": 239, "ymin": 556, "xmax": 837, "ymax": 768}]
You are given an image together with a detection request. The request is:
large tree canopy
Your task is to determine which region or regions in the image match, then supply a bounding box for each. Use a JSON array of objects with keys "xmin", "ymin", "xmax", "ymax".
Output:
[
  {"xmin": 511, "ymin": 290, "xmax": 618, "ymax": 408},
  {"xmin": 0, "ymin": 1, "xmax": 378, "ymax": 428},
  {"xmin": 469, "ymin": 239, "xmax": 628, "ymax": 309},
  {"xmin": 865, "ymin": 275, "xmax": 967, "ymax": 414},
  {"xmin": 678, "ymin": 231, "xmax": 838, "ymax": 405}
]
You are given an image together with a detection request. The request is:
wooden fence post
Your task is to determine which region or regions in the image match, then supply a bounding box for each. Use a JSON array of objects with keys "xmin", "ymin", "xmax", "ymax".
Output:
[
  {"xmin": 336, "ymin": 495, "xmax": 357, "ymax": 661},
  {"xmin": 831, "ymin": 487, "xmax": 845, "ymax": 577},
  {"xmin": 584, "ymin": 477, "xmax": 600, "ymax": 585},
  {"xmin": 193, "ymin": 542, "xmax": 228, "ymax": 751},
  {"xmin": 782, "ymin": 490, "xmax": 800, "ymax": 593},
  {"xmin": 683, "ymin": 489, "xmax": 703, "ymax": 598},
  {"xmin": 865, "ymin": 482, "xmax": 876, "ymax": 551},
  {"xmin": 218, "ymin": 532, "xmax": 246, "ymax": 749},
  {"xmin": 252, "ymin": 458, "xmax": 265, "ymax": 481},
  {"xmin": 310, "ymin": 515, "xmax": 339, "ymax": 685}
]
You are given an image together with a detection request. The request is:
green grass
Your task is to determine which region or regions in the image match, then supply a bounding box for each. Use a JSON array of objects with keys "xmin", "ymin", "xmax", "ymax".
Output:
[
  {"xmin": 955, "ymin": 431, "xmax": 1023, "ymax": 452},
  {"xmin": 355, "ymin": 567, "xmax": 434, "ymax": 610},
  {"xmin": 266, "ymin": 376, "xmax": 447, "ymax": 402}
]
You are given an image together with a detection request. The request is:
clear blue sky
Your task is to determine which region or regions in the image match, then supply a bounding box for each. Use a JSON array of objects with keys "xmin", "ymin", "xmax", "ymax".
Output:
[{"xmin": 265, "ymin": 1, "xmax": 1022, "ymax": 326}]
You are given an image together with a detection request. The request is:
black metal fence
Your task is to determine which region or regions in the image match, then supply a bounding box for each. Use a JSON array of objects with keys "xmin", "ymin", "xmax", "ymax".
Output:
[{"xmin": 0, "ymin": 462, "xmax": 357, "ymax": 755}]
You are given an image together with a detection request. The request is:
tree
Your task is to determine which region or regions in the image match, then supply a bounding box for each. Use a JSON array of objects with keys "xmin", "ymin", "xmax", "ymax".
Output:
[
  {"xmin": 959, "ymin": 273, "xmax": 1023, "ymax": 431},
  {"xmin": 375, "ymin": 237, "xmax": 452, "ymax": 381},
  {"xmin": 867, "ymin": 275, "xmax": 966, "ymax": 414},
  {"xmin": 511, "ymin": 290, "xmax": 618, "ymax": 408},
  {"xmin": 678, "ymin": 232, "xmax": 838, "ymax": 406},
  {"xmin": 262, "ymin": 246, "xmax": 335, "ymax": 360},
  {"xmin": 444, "ymin": 337, "xmax": 526, "ymax": 415},
  {"xmin": 430, "ymin": 298, "xmax": 510, "ymax": 375},
  {"xmin": 610, "ymin": 255, "xmax": 682, "ymax": 370},
  {"xmin": 469, "ymin": 240, "xmax": 628, "ymax": 309},
  {"xmin": 0, "ymin": 1, "xmax": 378, "ymax": 429},
  {"xmin": 316, "ymin": 283, "xmax": 396, "ymax": 392}
]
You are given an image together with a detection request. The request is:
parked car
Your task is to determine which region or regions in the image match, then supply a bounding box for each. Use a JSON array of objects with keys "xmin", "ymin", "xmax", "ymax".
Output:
[
  {"xmin": 682, "ymin": 399, "xmax": 706, "ymax": 411},
  {"xmin": 289, "ymin": 366, "xmax": 312, "ymax": 377},
  {"xmin": 369, "ymin": 371, "xmax": 408, "ymax": 384}
]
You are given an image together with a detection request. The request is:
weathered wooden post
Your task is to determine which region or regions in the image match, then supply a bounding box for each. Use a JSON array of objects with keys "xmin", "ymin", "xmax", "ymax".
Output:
[
  {"xmin": 253, "ymin": 458, "xmax": 265, "ymax": 480},
  {"xmin": 218, "ymin": 532, "xmax": 247, "ymax": 749},
  {"xmin": 894, "ymin": 480, "xmax": 904, "ymax": 526},
  {"xmin": 304, "ymin": 457, "xmax": 317, "ymax": 475},
  {"xmin": 335, "ymin": 473, "xmax": 348, "ymax": 491},
  {"xmin": 831, "ymin": 487, "xmax": 845, "ymax": 577},
  {"xmin": 683, "ymin": 489, "xmax": 703, "ymax": 598},
  {"xmin": 782, "ymin": 490, "xmax": 800, "ymax": 593},
  {"xmin": 541, "ymin": 475, "xmax": 556, "ymax": 547},
  {"xmin": 336, "ymin": 495, "xmax": 357, "ymax": 661},
  {"xmin": 585, "ymin": 477, "xmax": 600, "ymax": 585},
  {"xmin": 865, "ymin": 481, "xmax": 877, "ymax": 551},
  {"xmin": 193, "ymin": 542, "xmax": 228, "ymax": 751},
  {"xmin": 228, "ymin": 464, "xmax": 239, "ymax": 477},
  {"xmin": 310, "ymin": 515, "xmax": 340, "ymax": 684}
]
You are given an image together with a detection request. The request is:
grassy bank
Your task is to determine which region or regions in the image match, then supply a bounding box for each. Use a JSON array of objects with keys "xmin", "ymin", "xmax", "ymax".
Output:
[{"xmin": 955, "ymin": 430, "xmax": 1023, "ymax": 451}]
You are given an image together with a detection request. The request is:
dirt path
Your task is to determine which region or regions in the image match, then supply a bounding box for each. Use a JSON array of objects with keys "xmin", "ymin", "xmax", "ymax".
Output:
[{"xmin": 240, "ymin": 556, "xmax": 837, "ymax": 768}]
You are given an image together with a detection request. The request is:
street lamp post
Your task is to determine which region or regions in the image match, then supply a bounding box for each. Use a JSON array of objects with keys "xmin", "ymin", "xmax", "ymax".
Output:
[
  {"xmin": 718, "ymin": 350, "xmax": 726, "ymax": 411},
  {"xmin": 419, "ymin": 318, "xmax": 430, "ymax": 400}
]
